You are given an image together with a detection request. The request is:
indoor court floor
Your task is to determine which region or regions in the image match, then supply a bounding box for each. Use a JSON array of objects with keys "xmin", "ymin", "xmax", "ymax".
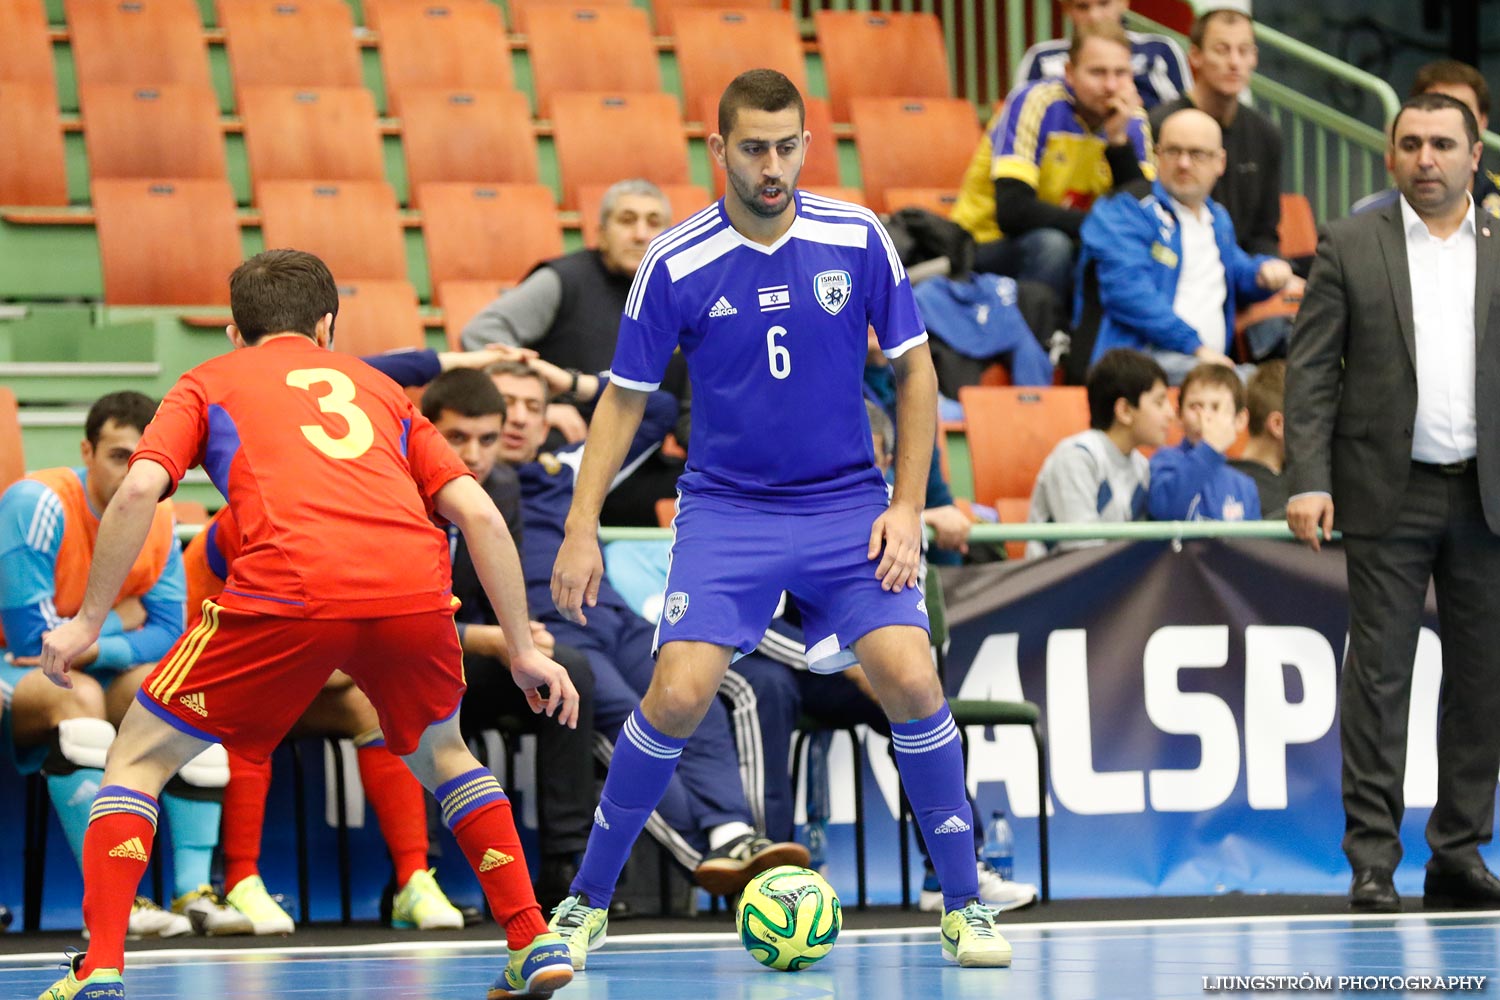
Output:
[{"xmin": 4, "ymin": 910, "xmax": 1498, "ymax": 999}]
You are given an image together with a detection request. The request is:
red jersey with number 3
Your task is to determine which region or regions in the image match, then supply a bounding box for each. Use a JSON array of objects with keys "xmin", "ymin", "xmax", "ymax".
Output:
[{"xmin": 131, "ymin": 335, "xmax": 471, "ymax": 619}]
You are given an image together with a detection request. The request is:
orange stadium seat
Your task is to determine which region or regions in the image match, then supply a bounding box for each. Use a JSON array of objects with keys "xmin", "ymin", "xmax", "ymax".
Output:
[
  {"xmin": 238, "ymin": 86, "xmax": 385, "ymax": 185},
  {"xmin": 91, "ymin": 179, "xmax": 242, "ymax": 305},
  {"xmin": 78, "ymin": 84, "xmax": 227, "ymax": 180},
  {"xmin": 1, "ymin": 0, "xmax": 58, "ymax": 89},
  {"xmin": 651, "ymin": 0, "xmax": 775, "ymax": 35},
  {"xmin": 993, "ymin": 496, "xmax": 1031, "ymax": 562},
  {"xmin": 255, "ymin": 180, "xmax": 407, "ymax": 281},
  {"xmin": 331, "ymin": 280, "xmax": 425, "ymax": 355},
  {"xmin": 418, "ymin": 182, "xmax": 563, "ymax": 287},
  {"xmin": 884, "ymin": 187, "xmax": 959, "ymax": 216},
  {"xmin": 550, "ymin": 93, "xmax": 691, "ymax": 210},
  {"xmin": 800, "ymin": 186, "xmax": 865, "ymax": 206},
  {"xmin": 67, "ymin": 0, "xmax": 213, "ymax": 88},
  {"xmin": 849, "ymin": 97, "xmax": 980, "ymax": 213},
  {"xmin": 814, "ymin": 11, "xmax": 952, "ymax": 122},
  {"xmin": 524, "ymin": 6, "xmax": 660, "ymax": 117},
  {"xmin": 673, "ymin": 8, "xmax": 806, "ymax": 122},
  {"xmin": 507, "ymin": 0, "xmax": 628, "ymax": 33},
  {"xmin": 436, "ymin": 279, "xmax": 513, "ymax": 349},
  {"xmin": 576, "ymin": 183, "xmax": 711, "ymax": 245},
  {"xmin": 706, "ymin": 96, "xmax": 840, "ymax": 196},
  {"xmin": 958, "ymin": 386, "xmax": 1090, "ymax": 505},
  {"xmin": 399, "ymin": 89, "xmax": 540, "ymax": 202},
  {"xmin": 0, "ymin": 386, "xmax": 24, "ymax": 492},
  {"xmin": 1279, "ymin": 193, "xmax": 1318, "ymax": 260},
  {"xmin": 366, "ymin": 0, "xmax": 514, "ymax": 115},
  {"xmin": 0, "ymin": 83, "xmax": 68, "ymax": 205},
  {"xmin": 218, "ymin": 0, "xmax": 364, "ymax": 91}
]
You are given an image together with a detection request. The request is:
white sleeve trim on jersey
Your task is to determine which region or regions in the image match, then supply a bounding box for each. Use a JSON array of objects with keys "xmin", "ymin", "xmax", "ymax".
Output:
[
  {"xmin": 798, "ymin": 193, "xmax": 907, "ymax": 285},
  {"xmin": 883, "ymin": 331, "xmax": 929, "ymax": 360},
  {"xmin": 26, "ymin": 487, "xmax": 63, "ymax": 552},
  {"xmin": 626, "ymin": 205, "xmax": 725, "ymax": 320},
  {"xmin": 609, "ymin": 373, "xmax": 661, "ymax": 392}
]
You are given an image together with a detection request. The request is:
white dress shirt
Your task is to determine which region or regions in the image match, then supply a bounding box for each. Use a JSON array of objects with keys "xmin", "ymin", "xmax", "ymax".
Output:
[
  {"xmin": 1169, "ymin": 197, "xmax": 1228, "ymax": 352},
  {"xmin": 1402, "ymin": 195, "xmax": 1479, "ymax": 463}
]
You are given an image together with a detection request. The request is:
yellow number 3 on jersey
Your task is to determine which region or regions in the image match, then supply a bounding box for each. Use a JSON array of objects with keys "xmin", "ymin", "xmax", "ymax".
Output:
[{"xmin": 285, "ymin": 368, "xmax": 375, "ymax": 460}]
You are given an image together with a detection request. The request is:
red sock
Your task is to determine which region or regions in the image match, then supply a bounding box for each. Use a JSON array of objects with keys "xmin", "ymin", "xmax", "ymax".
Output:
[
  {"xmin": 451, "ymin": 799, "xmax": 546, "ymax": 949},
  {"xmin": 222, "ymin": 750, "xmax": 270, "ymax": 892},
  {"xmin": 355, "ymin": 741, "xmax": 430, "ymax": 886},
  {"xmin": 80, "ymin": 787, "xmax": 158, "ymax": 976}
]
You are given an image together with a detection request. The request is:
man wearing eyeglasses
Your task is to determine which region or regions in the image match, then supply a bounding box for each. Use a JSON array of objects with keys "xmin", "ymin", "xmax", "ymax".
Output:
[{"xmin": 1075, "ymin": 107, "xmax": 1294, "ymax": 384}]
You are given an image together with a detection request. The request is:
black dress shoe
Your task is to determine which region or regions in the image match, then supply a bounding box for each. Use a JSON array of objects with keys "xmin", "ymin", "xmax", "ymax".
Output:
[
  {"xmin": 1350, "ymin": 868, "xmax": 1400, "ymax": 912},
  {"xmin": 1423, "ymin": 865, "xmax": 1500, "ymax": 909}
]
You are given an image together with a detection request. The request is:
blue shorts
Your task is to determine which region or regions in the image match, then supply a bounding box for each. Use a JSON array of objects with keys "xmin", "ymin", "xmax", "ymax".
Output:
[{"xmin": 654, "ymin": 494, "xmax": 930, "ymax": 672}]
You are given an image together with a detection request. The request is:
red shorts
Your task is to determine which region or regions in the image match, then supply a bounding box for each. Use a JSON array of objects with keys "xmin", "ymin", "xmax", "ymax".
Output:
[{"xmin": 137, "ymin": 599, "xmax": 465, "ymax": 762}]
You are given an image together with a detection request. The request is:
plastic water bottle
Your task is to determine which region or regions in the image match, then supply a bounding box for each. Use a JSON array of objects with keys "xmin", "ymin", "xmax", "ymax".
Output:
[
  {"xmin": 982, "ymin": 810, "xmax": 1014, "ymax": 882},
  {"xmin": 804, "ymin": 730, "xmax": 833, "ymax": 876}
]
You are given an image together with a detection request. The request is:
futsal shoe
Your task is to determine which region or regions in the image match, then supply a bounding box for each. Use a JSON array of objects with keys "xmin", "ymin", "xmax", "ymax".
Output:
[
  {"xmin": 391, "ymin": 869, "xmax": 465, "ymax": 930},
  {"xmin": 919, "ymin": 861, "xmax": 1038, "ymax": 913},
  {"xmin": 173, "ymin": 884, "xmax": 253, "ymax": 936},
  {"xmin": 546, "ymin": 894, "xmax": 608, "ymax": 970},
  {"xmin": 81, "ymin": 897, "xmax": 191, "ymax": 940},
  {"xmin": 225, "ymin": 875, "xmax": 295, "ymax": 935},
  {"xmin": 487, "ymin": 932, "xmax": 574, "ymax": 999},
  {"xmin": 693, "ymin": 833, "xmax": 811, "ymax": 896},
  {"xmin": 940, "ymin": 899, "xmax": 1013, "ymax": 968},
  {"xmin": 39, "ymin": 953, "xmax": 123, "ymax": 1000}
]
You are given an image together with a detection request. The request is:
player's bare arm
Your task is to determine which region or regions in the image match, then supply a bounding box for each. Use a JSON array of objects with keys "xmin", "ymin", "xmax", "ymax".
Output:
[
  {"xmin": 552, "ymin": 382, "xmax": 650, "ymax": 624},
  {"xmin": 869, "ymin": 341, "xmax": 938, "ymax": 591},
  {"xmin": 39, "ymin": 459, "xmax": 173, "ymax": 687},
  {"xmin": 436, "ymin": 474, "xmax": 580, "ymax": 728}
]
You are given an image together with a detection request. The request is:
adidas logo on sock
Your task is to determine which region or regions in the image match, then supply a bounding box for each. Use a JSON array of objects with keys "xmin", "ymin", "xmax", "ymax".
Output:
[
  {"xmin": 593, "ymin": 806, "xmax": 611, "ymax": 830},
  {"xmin": 933, "ymin": 815, "xmax": 971, "ymax": 835},
  {"xmin": 109, "ymin": 837, "xmax": 150, "ymax": 862},
  {"xmin": 708, "ymin": 296, "xmax": 737, "ymax": 317},
  {"xmin": 479, "ymin": 848, "xmax": 514, "ymax": 872},
  {"xmin": 179, "ymin": 691, "xmax": 207, "ymax": 717}
]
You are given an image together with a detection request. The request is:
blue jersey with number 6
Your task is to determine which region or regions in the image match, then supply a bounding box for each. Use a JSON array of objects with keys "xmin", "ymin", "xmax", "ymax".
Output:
[{"xmin": 610, "ymin": 191, "xmax": 927, "ymax": 513}]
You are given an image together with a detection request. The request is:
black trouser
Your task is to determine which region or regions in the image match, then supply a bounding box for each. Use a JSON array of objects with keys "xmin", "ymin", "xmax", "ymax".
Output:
[
  {"xmin": 459, "ymin": 641, "xmax": 596, "ymax": 858},
  {"xmin": 1341, "ymin": 463, "xmax": 1500, "ymax": 874}
]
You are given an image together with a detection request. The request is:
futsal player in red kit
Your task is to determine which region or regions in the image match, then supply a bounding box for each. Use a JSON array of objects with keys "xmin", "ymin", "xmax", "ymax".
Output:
[{"xmin": 35, "ymin": 249, "xmax": 578, "ymax": 1000}]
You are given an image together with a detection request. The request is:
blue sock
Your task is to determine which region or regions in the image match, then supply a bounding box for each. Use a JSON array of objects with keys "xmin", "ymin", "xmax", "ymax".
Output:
[
  {"xmin": 891, "ymin": 704, "xmax": 979, "ymax": 912},
  {"xmin": 571, "ymin": 708, "xmax": 687, "ymax": 911},
  {"xmin": 162, "ymin": 793, "xmax": 221, "ymax": 899},
  {"xmin": 46, "ymin": 768, "xmax": 103, "ymax": 864}
]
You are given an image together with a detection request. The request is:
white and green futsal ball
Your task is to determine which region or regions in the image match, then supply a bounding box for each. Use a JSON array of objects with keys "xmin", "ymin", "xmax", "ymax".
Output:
[{"xmin": 736, "ymin": 865, "xmax": 842, "ymax": 971}]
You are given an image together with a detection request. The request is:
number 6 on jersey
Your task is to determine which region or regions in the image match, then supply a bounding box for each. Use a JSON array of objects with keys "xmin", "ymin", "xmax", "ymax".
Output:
[{"xmin": 766, "ymin": 325, "xmax": 791, "ymax": 380}]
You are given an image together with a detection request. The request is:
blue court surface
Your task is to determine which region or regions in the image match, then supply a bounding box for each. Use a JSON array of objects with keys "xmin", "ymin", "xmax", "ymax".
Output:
[{"xmin": 3, "ymin": 911, "xmax": 1498, "ymax": 999}]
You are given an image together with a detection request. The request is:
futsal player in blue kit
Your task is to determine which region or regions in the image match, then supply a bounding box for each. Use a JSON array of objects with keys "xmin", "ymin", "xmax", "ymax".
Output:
[{"xmin": 547, "ymin": 69, "xmax": 1012, "ymax": 969}]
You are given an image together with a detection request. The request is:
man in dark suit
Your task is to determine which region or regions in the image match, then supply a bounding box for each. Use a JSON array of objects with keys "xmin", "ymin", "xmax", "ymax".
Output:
[{"xmin": 1286, "ymin": 92, "xmax": 1500, "ymax": 913}]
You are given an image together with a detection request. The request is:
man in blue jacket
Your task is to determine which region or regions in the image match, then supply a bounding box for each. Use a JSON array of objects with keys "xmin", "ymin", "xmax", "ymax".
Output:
[{"xmin": 1078, "ymin": 107, "xmax": 1294, "ymax": 383}]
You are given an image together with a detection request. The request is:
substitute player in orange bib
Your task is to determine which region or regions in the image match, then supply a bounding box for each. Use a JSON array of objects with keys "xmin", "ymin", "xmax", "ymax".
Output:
[{"xmin": 35, "ymin": 249, "xmax": 578, "ymax": 1000}]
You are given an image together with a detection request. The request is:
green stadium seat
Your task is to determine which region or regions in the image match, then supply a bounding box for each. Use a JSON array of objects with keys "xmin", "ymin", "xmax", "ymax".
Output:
[
  {"xmin": 91, "ymin": 178, "xmax": 242, "ymax": 305},
  {"xmin": 523, "ymin": 5, "xmax": 660, "ymax": 118},
  {"xmin": 238, "ymin": 86, "xmax": 386, "ymax": 185},
  {"xmin": 79, "ymin": 84, "xmax": 227, "ymax": 180},
  {"xmin": 255, "ymin": 179, "xmax": 407, "ymax": 281},
  {"xmin": 67, "ymin": 0, "xmax": 213, "ymax": 89},
  {"xmin": 813, "ymin": 10, "xmax": 951, "ymax": 122},
  {"xmin": 399, "ymin": 89, "xmax": 540, "ymax": 203},
  {"xmin": 848, "ymin": 97, "xmax": 979, "ymax": 213},
  {"xmin": 218, "ymin": 0, "xmax": 364, "ymax": 93}
]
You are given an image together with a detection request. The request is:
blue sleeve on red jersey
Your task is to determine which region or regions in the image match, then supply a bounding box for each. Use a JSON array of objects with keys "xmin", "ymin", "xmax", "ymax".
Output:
[{"xmin": 362, "ymin": 349, "xmax": 442, "ymax": 389}]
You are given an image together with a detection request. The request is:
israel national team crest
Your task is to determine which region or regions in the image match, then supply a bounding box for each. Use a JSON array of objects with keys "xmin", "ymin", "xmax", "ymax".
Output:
[
  {"xmin": 814, "ymin": 269, "xmax": 852, "ymax": 316},
  {"xmin": 664, "ymin": 591, "xmax": 689, "ymax": 625}
]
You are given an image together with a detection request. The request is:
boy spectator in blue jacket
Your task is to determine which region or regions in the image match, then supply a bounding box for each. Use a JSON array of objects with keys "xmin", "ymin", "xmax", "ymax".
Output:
[
  {"xmin": 1148, "ymin": 362, "xmax": 1260, "ymax": 521},
  {"xmin": 1078, "ymin": 107, "xmax": 1293, "ymax": 383}
]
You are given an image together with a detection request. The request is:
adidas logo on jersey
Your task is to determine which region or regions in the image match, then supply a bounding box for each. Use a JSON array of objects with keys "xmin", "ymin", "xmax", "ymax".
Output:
[
  {"xmin": 179, "ymin": 692, "xmax": 208, "ymax": 717},
  {"xmin": 479, "ymin": 848, "xmax": 514, "ymax": 872},
  {"xmin": 593, "ymin": 806, "xmax": 611, "ymax": 830},
  {"xmin": 933, "ymin": 814, "xmax": 971, "ymax": 835},
  {"xmin": 109, "ymin": 837, "xmax": 150, "ymax": 862},
  {"xmin": 708, "ymin": 295, "xmax": 737, "ymax": 317}
]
